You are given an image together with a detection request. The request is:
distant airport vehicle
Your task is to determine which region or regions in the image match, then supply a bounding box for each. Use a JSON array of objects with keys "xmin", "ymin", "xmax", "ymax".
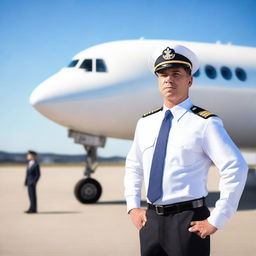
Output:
[{"xmin": 30, "ymin": 39, "xmax": 256, "ymax": 203}]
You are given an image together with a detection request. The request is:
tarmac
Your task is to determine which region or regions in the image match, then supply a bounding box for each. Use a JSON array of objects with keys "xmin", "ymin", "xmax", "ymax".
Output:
[{"xmin": 0, "ymin": 165, "xmax": 256, "ymax": 256}]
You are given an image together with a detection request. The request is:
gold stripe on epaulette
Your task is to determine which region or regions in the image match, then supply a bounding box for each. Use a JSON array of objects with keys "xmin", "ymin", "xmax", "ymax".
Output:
[
  {"xmin": 198, "ymin": 110, "xmax": 213, "ymax": 118},
  {"xmin": 190, "ymin": 105, "xmax": 217, "ymax": 119},
  {"xmin": 143, "ymin": 107, "xmax": 162, "ymax": 118}
]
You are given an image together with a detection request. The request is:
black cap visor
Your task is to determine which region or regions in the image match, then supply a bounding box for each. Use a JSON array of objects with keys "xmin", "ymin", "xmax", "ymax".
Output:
[{"xmin": 155, "ymin": 63, "xmax": 191, "ymax": 74}]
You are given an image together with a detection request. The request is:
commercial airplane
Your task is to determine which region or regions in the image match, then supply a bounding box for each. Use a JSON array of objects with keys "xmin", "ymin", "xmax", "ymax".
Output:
[{"xmin": 30, "ymin": 39, "xmax": 256, "ymax": 203}]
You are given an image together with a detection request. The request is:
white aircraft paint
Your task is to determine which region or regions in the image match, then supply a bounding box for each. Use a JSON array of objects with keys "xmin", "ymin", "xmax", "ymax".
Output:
[{"xmin": 30, "ymin": 40, "xmax": 256, "ymax": 148}]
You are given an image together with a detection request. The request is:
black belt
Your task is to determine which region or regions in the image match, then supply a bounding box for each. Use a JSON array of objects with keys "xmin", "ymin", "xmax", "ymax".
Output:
[{"xmin": 148, "ymin": 198, "xmax": 205, "ymax": 216}]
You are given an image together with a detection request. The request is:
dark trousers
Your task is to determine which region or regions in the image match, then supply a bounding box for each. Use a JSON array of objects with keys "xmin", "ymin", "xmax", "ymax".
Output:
[
  {"xmin": 27, "ymin": 184, "xmax": 37, "ymax": 211},
  {"xmin": 140, "ymin": 206, "xmax": 210, "ymax": 256}
]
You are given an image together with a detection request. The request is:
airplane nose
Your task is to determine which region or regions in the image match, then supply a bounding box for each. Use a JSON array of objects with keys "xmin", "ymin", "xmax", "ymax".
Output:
[
  {"xmin": 30, "ymin": 69, "xmax": 95, "ymax": 110},
  {"xmin": 29, "ymin": 69, "xmax": 102, "ymax": 126},
  {"xmin": 29, "ymin": 72, "xmax": 77, "ymax": 127},
  {"xmin": 29, "ymin": 69, "xmax": 78, "ymax": 113},
  {"xmin": 29, "ymin": 80, "xmax": 54, "ymax": 114},
  {"xmin": 29, "ymin": 86, "xmax": 43, "ymax": 108},
  {"xmin": 29, "ymin": 71, "xmax": 68, "ymax": 117}
]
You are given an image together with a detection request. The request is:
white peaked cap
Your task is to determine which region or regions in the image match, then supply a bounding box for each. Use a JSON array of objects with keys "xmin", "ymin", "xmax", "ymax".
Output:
[{"xmin": 149, "ymin": 44, "xmax": 200, "ymax": 75}]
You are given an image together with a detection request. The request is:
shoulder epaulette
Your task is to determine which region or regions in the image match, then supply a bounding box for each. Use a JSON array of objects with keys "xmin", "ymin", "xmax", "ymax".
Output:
[
  {"xmin": 190, "ymin": 106, "xmax": 217, "ymax": 119},
  {"xmin": 142, "ymin": 107, "xmax": 163, "ymax": 118}
]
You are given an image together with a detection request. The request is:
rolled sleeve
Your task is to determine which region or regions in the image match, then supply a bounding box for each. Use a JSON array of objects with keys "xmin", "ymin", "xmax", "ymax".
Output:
[{"xmin": 202, "ymin": 117, "xmax": 248, "ymax": 229}]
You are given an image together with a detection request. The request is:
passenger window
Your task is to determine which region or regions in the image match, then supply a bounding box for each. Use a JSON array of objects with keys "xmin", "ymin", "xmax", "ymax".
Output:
[
  {"xmin": 221, "ymin": 66, "xmax": 232, "ymax": 80},
  {"xmin": 80, "ymin": 59, "xmax": 93, "ymax": 72},
  {"xmin": 205, "ymin": 65, "xmax": 217, "ymax": 79},
  {"xmin": 96, "ymin": 59, "xmax": 107, "ymax": 72},
  {"xmin": 235, "ymin": 67, "xmax": 247, "ymax": 81},
  {"xmin": 67, "ymin": 60, "xmax": 79, "ymax": 68},
  {"xmin": 193, "ymin": 69, "xmax": 200, "ymax": 78}
]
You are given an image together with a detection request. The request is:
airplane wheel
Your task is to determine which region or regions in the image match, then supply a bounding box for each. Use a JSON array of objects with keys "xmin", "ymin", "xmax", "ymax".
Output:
[{"xmin": 74, "ymin": 178, "xmax": 102, "ymax": 204}]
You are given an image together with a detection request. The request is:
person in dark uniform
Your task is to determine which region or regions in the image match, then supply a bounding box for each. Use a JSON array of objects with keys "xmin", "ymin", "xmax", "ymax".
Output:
[
  {"xmin": 124, "ymin": 45, "xmax": 248, "ymax": 255},
  {"xmin": 24, "ymin": 150, "xmax": 40, "ymax": 213}
]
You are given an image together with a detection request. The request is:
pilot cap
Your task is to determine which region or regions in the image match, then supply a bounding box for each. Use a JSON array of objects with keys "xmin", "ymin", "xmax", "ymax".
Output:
[
  {"xmin": 28, "ymin": 150, "xmax": 37, "ymax": 156},
  {"xmin": 153, "ymin": 45, "xmax": 199, "ymax": 75}
]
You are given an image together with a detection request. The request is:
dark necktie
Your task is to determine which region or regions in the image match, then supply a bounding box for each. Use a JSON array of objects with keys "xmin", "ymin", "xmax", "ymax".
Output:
[{"xmin": 147, "ymin": 110, "xmax": 173, "ymax": 203}]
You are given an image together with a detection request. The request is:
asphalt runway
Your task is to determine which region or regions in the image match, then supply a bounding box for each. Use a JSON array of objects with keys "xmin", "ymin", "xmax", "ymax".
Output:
[{"xmin": 0, "ymin": 165, "xmax": 256, "ymax": 256}]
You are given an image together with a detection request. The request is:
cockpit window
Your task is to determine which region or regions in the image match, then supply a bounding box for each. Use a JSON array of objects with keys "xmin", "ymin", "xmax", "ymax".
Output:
[
  {"xmin": 80, "ymin": 59, "xmax": 93, "ymax": 72},
  {"xmin": 96, "ymin": 59, "xmax": 107, "ymax": 72},
  {"xmin": 67, "ymin": 59, "xmax": 79, "ymax": 68}
]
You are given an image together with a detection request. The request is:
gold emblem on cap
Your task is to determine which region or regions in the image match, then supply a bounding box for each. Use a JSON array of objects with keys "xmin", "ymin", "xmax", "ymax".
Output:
[{"xmin": 162, "ymin": 47, "xmax": 175, "ymax": 60}]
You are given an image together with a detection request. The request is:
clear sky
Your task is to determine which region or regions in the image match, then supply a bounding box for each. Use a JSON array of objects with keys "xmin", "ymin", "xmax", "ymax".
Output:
[{"xmin": 1, "ymin": 0, "xmax": 255, "ymax": 157}]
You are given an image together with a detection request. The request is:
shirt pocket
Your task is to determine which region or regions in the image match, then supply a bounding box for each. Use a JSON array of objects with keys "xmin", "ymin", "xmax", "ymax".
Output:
[
  {"xmin": 168, "ymin": 141, "xmax": 202, "ymax": 168},
  {"xmin": 140, "ymin": 136, "xmax": 157, "ymax": 172},
  {"xmin": 140, "ymin": 136, "xmax": 156, "ymax": 155}
]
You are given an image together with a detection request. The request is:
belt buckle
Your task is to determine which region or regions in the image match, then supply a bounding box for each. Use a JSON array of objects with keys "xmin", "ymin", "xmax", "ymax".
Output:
[
  {"xmin": 155, "ymin": 205, "xmax": 165, "ymax": 215},
  {"xmin": 192, "ymin": 199, "xmax": 204, "ymax": 208}
]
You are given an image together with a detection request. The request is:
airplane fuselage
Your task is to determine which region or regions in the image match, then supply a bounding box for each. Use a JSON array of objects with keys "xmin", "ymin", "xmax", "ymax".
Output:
[{"xmin": 30, "ymin": 40, "xmax": 256, "ymax": 148}]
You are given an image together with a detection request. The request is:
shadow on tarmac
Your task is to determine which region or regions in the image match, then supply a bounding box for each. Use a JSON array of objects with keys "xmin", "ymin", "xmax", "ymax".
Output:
[
  {"xmin": 207, "ymin": 171, "xmax": 256, "ymax": 210},
  {"xmin": 98, "ymin": 173, "xmax": 256, "ymax": 211},
  {"xmin": 38, "ymin": 211, "xmax": 82, "ymax": 214},
  {"xmin": 206, "ymin": 186, "xmax": 256, "ymax": 211},
  {"xmin": 97, "ymin": 201, "xmax": 127, "ymax": 205}
]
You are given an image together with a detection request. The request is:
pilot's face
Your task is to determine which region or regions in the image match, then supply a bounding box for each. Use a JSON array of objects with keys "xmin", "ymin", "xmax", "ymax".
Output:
[
  {"xmin": 27, "ymin": 153, "xmax": 35, "ymax": 161},
  {"xmin": 157, "ymin": 67, "xmax": 192, "ymax": 107}
]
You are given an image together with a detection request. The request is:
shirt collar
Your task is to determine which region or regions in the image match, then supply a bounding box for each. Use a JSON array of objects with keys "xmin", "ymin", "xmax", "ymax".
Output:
[
  {"xmin": 163, "ymin": 98, "xmax": 193, "ymax": 121},
  {"xmin": 29, "ymin": 160, "xmax": 35, "ymax": 167}
]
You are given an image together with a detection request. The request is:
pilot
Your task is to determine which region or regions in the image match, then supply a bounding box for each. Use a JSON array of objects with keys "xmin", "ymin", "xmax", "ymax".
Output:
[
  {"xmin": 24, "ymin": 150, "xmax": 41, "ymax": 213},
  {"xmin": 124, "ymin": 45, "xmax": 248, "ymax": 255}
]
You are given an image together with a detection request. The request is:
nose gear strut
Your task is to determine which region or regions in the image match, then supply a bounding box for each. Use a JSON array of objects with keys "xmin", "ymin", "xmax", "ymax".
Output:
[{"xmin": 68, "ymin": 130, "xmax": 106, "ymax": 203}]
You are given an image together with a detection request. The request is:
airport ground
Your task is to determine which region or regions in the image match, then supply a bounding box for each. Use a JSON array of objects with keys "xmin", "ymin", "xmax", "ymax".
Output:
[{"xmin": 0, "ymin": 165, "xmax": 256, "ymax": 256}]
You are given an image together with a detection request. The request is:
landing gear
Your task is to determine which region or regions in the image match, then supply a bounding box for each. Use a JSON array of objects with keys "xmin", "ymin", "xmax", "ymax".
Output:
[
  {"xmin": 74, "ymin": 178, "xmax": 102, "ymax": 203},
  {"xmin": 68, "ymin": 130, "xmax": 106, "ymax": 204}
]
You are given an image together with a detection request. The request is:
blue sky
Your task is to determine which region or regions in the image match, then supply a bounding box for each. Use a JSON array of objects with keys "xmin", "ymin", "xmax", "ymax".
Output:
[{"xmin": 1, "ymin": 0, "xmax": 255, "ymax": 157}]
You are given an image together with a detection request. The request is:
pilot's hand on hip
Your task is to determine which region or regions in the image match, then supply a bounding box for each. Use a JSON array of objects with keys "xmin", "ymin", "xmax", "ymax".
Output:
[
  {"xmin": 189, "ymin": 219, "xmax": 217, "ymax": 239},
  {"xmin": 129, "ymin": 208, "xmax": 147, "ymax": 230}
]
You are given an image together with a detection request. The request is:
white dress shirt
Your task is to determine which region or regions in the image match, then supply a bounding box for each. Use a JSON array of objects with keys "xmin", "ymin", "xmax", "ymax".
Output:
[
  {"xmin": 28, "ymin": 160, "xmax": 35, "ymax": 168},
  {"xmin": 124, "ymin": 98, "xmax": 248, "ymax": 229}
]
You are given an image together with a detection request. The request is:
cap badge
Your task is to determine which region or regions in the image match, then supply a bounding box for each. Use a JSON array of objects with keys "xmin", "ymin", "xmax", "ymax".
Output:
[{"xmin": 162, "ymin": 47, "xmax": 175, "ymax": 60}]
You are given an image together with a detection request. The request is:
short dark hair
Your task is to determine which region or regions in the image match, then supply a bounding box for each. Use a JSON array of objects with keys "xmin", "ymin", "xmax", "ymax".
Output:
[
  {"xmin": 28, "ymin": 150, "xmax": 37, "ymax": 156},
  {"xmin": 184, "ymin": 66, "xmax": 192, "ymax": 75}
]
